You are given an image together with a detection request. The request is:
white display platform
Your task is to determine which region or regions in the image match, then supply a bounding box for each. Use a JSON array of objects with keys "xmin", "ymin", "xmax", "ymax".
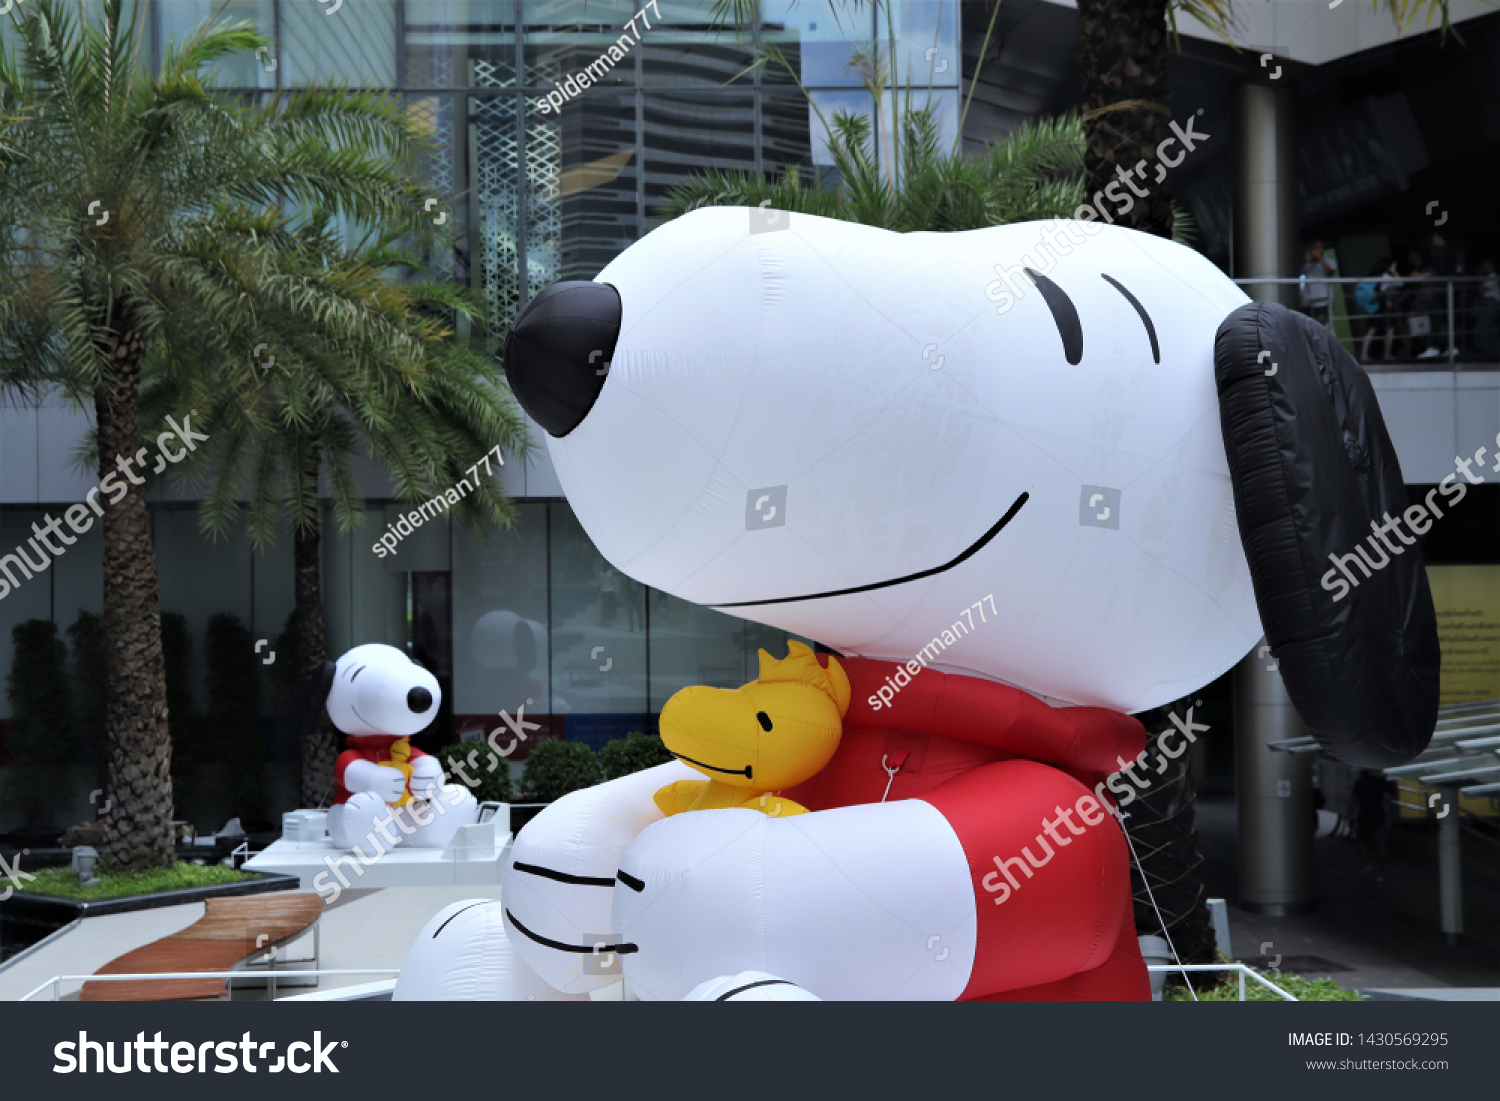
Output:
[{"xmin": 246, "ymin": 805, "xmax": 513, "ymax": 891}]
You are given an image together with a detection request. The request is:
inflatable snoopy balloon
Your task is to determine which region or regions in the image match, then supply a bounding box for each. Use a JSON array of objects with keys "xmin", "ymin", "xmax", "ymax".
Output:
[
  {"xmin": 320, "ymin": 644, "xmax": 476, "ymax": 851},
  {"xmin": 400, "ymin": 208, "xmax": 1437, "ymax": 1000}
]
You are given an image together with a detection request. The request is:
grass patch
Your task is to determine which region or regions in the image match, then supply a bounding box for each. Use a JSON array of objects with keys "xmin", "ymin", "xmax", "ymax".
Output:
[
  {"xmin": 9, "ymin": 862, "xmax": 258, "ymax": 901},
  {"xmin": 1165, "ymin": 965, "xmax": 1363, "ymax": 1001}
]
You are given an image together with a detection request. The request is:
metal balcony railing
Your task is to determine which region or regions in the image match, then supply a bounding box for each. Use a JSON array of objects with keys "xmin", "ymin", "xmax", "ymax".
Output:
[{"xmin": 1233, "ymin": 276, "xmax": 1500, "ymax": 370}]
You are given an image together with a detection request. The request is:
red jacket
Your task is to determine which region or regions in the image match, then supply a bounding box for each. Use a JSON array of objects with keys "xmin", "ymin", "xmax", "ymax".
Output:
[
  {"xmin": 333, "ymin": 734, "xmax": 432, "ymax": 806},
  {"xmin": 783, "ymin": 656, "xmax": 1152, "ymax": 1001}
]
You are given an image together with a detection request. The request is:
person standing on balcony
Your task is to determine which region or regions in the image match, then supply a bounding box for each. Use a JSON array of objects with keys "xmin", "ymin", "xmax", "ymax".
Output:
[
  {"xmin": 1475, "ymin": 258, "xmax": 1499, "ymax": 358},
  {"xmin": 1300, "ymin": 240, "xmax": 1337, "ymax": 327},
  {"xmin": 1356, "ymin": 259, "xmax": 1392, "ymax": 363},
  {"xmin": 1377, "ymin": 257, "xmax": 1404, "ymax": 361},
  {"xmin": 1427, "ymin": 231, "xmax": 1458, "ymax": 358},
  {"xmin": 1405, "ymin": 249, "xmax": 1440, "ymax": 360}
]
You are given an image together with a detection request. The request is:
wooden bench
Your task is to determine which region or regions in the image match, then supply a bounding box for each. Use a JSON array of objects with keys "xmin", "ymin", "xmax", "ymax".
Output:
[{"xmin": 81, "ymin": 893, "xmax": 323, "ymax": 1001}]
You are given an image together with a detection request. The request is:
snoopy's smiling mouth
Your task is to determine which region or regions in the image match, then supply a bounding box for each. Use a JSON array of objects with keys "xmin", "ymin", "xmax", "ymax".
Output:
[
  {"xmin": 350, "ymin": 702, "xmax": 380, "ymax": 733},
  {"xmin": 670, "ymin": 751, "xmax": 752, "ymax": 779},
  {"xmin": 709, "ymin": 491, "xmax": 1029, "ymax": 608}
]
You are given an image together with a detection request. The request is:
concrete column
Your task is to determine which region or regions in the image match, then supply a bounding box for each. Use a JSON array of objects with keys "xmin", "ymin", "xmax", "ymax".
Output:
[
  {"xmin": 1438, "ymin": 784, "xmax": 1463, "ymax": 943},
  {"xmin": 1234, "ymin": 82, "xmax": 1299, "ymax": 307},
  {"xmin": 1235, "ymin": 639, "xmax": 1315, "ymax": 914}
]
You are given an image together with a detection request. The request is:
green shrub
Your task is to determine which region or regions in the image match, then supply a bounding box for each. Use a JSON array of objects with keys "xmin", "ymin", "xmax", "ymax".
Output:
[
  {"xmin": 1164, "ymin": 965, "xmax": 1362, "ymax": 1001},
  {"xmin": 437, "ymin": 740, "xmax": 514, "ymax": 803},
  {"xmin": 3, "ymin": 619, "xmax": 72, "ymax": 826},
  {"xmin": 14, "ymin": 861, "xmax": 256, "ymax": 901},
  {"xmin": 521, "ymin": 739, "xmax": 601, "ymax": 802},
  {"xmin": 600, "ymin": 731, "xmax": 673, "ymax": 780}
]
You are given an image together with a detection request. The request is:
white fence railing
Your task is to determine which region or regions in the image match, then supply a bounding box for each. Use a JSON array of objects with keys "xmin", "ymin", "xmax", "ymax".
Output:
[
  {"xmin": 19, "ymin": 969, "xmax": 400, "ymax": 1002},
  {"xmin": 1147, "ymin": 963, "xmax": 1299, "ymax": 1001},
  {"xmin": 21, "ymin": 964, "xmax": 1297, "ymax": 1002}
]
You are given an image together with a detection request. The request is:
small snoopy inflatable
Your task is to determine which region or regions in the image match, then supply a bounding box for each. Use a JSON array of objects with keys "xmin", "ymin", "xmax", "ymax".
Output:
[
  {"xmin": 320, "ymin": 644, "xmax": 477, "ymax": 851},
  {"xmin": 404, "ymin": 208, "xmax": 1437, "ymax": 1000}
]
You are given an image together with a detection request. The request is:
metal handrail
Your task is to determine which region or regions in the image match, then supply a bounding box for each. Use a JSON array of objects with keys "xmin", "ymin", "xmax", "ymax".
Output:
[
  {"xmin": 1145, "ymin": 963, "xmax": 1299, "ymax": 1001},
  {"xmin": 1233, "ymin": 275, "xmax": 1498, "ymax": 368},
  {"xmin": 19, "ymin": 968, "xmax": 400, "ymax": 1003},
  {"xmin": 1233, "ymin": 276, "xmax": 1493, "ymax": 285}
]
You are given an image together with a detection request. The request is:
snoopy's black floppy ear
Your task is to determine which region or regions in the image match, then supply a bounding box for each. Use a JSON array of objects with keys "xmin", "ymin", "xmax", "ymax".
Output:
[{"xmin": 1215, "ymin": 302, "xmax": 1440, "ymax": 767}]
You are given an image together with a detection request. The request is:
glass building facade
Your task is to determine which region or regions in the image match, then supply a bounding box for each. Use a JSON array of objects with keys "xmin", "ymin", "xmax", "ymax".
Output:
[{"xmin": 0, "ymin": 0, "xmax": 960, "ymax": 829}]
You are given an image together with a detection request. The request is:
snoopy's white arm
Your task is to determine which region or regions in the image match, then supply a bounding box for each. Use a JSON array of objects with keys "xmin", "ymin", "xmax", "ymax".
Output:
[
  {"xmin": 502, "ymin": 759, "xmax": 698, "ymax": 994},
  {"xmin": 407, "ymin": 754, "xmax": 446, "ymax": 800},
  {"xmin": 343, "ymin": 758, "xmax": 407, "ymax": 803}
]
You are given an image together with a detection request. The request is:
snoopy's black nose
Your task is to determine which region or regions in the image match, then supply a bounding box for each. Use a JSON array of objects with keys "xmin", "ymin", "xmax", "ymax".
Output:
[
  {"xmin": 503, "ymin": 281, "xmax": 621, "ymax": 437},
  {"xmin": 407, "ymin": 687, "xmax": 433, "ymax": 713}
]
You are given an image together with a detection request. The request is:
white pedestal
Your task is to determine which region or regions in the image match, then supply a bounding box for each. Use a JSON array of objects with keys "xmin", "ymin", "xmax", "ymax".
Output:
[{"xmin": 246, "ymin": 805, "xmax": 513, "ymax": 891}]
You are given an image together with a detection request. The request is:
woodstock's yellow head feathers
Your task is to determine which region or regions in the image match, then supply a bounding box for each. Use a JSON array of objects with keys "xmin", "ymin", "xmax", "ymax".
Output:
[
  {"xmin": 756, "ymin": 640, "xmax": 851, "ymax": 716},
  {"xmin": 658, "ymin": 641, "xmax": 848, "ymax": 792}
]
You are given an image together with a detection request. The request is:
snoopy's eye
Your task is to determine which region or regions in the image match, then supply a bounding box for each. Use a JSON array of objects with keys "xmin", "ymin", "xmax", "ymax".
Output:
[{"xmin": 756, "ymin": 711, "xmax": 773, "ymax": 732}]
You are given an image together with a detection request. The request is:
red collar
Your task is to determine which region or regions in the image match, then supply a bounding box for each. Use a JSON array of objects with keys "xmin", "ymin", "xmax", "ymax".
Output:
[{"xmin": 346, "ymin": 733, "xmax": 403, "ymax": 750}]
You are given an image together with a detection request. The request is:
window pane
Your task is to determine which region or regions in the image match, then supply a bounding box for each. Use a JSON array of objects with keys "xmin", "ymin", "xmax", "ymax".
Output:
[
  {"xmin": 406, "ymin": 0, "xmax": 516, "ymax": 88},
  {"xmin": 525, "ymin": 93, "xmax": 564, "ymax": 300},
  {"xmin": 760, "ymin": 0, "xmax": 871, "ymax": 88},
  {"xmin": 877, "ymin": 0, "xmax": 960, "ymax": 89},
  {"xmin": 452, "ymin": 503, "xmax": 554, "ymax": 749},
  {"xmin": 282, "ymin": 0, "xmax": 397, "ymax": 87},
  {"xmin": 549, "ymin": 504, "xmax": 649, "ymax": 752},
  {"xmin": 807, "ymin": 88, "xmax": 875, "ymax": 166},
  {"xmin": 469, "ymin": 92, "xmax": 525, "ymax": 334},
  {"xmin": 157, "ymin": 0, "xmax": 276, "ymax": 89},
  {"xmin": 640, "ymin": 0, "xmax": 754, "ymax": 87},
  {"xmin": 0, "ymin": 512, "xmax": 56, "ymax": 726},
  {"xmin": 763, "ymin": 89, "xmax": 813, "ymax": 172},
  {"xmin": 643, "ymin": 91, "xmax": 755, "ymax": 225},
  {"xmin": 523, "ymin": 0, "xmax": 640, "ymax": 89},
  {"xmin": 409, "ymin": 94, "xmax": 468, "ymax": 281},
  {"xmin": 546, "ymin": 92, "xmax": 641, "ymax": 281}
]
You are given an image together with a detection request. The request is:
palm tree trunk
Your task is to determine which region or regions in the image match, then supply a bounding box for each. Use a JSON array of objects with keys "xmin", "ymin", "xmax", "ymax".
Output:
[
  {"xmin": 1077, "ymin": 0, "xmax": 1175, "ymax": 238},
  {"xmin": 95, "ymin": 324, "xmax": 175, "ymax": 871},
  {"xmin": 295, "ymin": 448, "xmax": 338, "ymax": 807}
]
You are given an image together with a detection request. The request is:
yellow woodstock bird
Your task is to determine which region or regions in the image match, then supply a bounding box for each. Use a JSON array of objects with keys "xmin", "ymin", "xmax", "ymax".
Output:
[{"xmin": 654, "ymin": 640, "xmax": 850, "ymax": 818}]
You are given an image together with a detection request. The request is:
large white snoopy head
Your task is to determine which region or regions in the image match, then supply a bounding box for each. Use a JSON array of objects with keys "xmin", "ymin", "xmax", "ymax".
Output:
[
  {"xmin": 504, "ymin": 208, "xmax": 1264, "ymax": 713},
  {"xmin": 325, "ymin": 643, "xmax": 440, "ymax": 738}
]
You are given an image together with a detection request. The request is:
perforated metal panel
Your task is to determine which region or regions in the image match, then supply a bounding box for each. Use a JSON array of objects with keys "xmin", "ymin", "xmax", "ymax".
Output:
[{"xmin": 472, "ymin": 59, "xmax": 560, "ymax": 339}]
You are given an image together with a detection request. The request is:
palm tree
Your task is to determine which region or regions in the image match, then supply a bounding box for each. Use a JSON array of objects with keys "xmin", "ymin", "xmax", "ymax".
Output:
[
  {"xmin": 0, "ymin": 0, "xmax": 429, "ymax": 869},
  {"xmin": 1075, "ymin": 0, "xmax": 1456, "ymax": 239},
  {"xmin": 662, "ymin": 108, "xmax": 1090, "ymax": 231},
  {"xmin": 158, "ymin": 220, "xmax": 530, "ymax": 807}
]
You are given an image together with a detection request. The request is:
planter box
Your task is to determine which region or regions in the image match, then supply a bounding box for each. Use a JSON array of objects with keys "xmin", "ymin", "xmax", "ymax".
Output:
[{"xmin": 0, "ymin": 870, "xmax": 300, "ymax": 966}]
